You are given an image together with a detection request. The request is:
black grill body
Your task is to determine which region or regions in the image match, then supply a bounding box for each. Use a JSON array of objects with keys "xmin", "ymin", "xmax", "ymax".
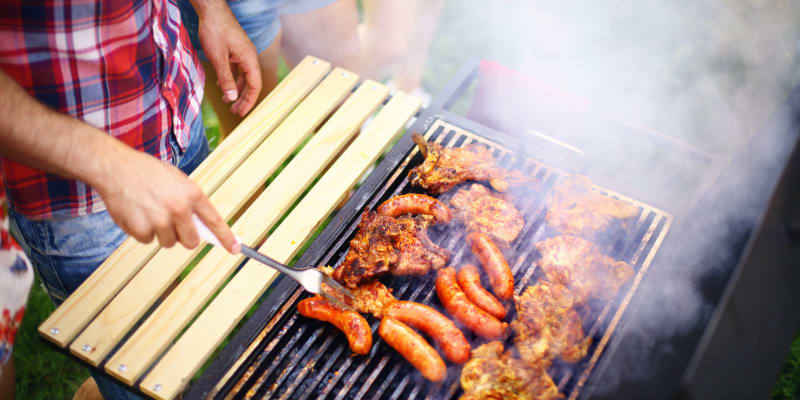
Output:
[{"xmin": 189, "ymin": 60, "xmax": 800, "ymax": 400}]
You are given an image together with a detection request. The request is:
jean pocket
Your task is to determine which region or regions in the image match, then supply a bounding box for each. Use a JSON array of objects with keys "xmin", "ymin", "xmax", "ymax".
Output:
[{"xmin": 38, "ymin": 211, "xmax": 127, "ymax": 259}]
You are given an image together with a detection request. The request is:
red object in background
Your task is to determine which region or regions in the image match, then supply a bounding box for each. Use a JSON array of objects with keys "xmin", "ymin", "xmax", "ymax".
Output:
[{"xmin": 466, "ymin": 60, "xmax": 591, "ymax": 142}]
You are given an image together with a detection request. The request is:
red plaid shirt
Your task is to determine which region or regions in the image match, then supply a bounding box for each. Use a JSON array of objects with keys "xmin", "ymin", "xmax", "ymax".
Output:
[{"xmin": 0, "ymin": 0, "xmax": 204, "ymax": 218}]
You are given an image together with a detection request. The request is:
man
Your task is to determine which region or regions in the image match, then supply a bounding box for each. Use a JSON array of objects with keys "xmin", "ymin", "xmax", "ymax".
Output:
[{"xmin": 0, "ymin": 0, "xmax": 260, "ymax": 397}]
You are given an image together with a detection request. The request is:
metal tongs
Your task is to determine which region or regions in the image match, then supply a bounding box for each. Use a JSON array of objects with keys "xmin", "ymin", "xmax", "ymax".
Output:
[{"xmin": 193, "ymin": 216, "xmax": 356, "ymax": 310}]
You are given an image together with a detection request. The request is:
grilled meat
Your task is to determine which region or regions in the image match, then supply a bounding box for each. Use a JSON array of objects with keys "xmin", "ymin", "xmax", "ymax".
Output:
[
  {"xmin": 319, "ymin": 266, "xmax": 396, "ymax": 318},
  {"xmin": 436, "ymin": 267, "xmax": 508, "ymax": 340},
  {"xmin": 408, "ymin": 133, "xmax": 538, "ymax": 194},
  {"xmin": 535, "ymin": 235, "xmax": 633, "ymax": 305},
  {"xmin": 377, "ymin": 193, "xmax": 453, "ymax": 224},
  {"xmin": 332, "ymin": 211, "xmax": 450, "ymax": 288},
  {"xmin": 383, "ymin": 301, "xmax": 471, "ymax": 364},
  {"xmin": 545, "ymin": 175, "xmax": 639, "ymax": 241},
  {"xmin": 450, "ymin": 184, "xmax": 524, "ymax": 245},
  {"xmin": 297, "ymin": 296, "xmax": 372, "ymax": 355},
  {"xmin": 379, "ymin": 317, "xmax": 447, "ymax": 382},
  {"xmin": 460, "ymin": 341, "xmax": 562, "ymax": 400},
  {"xmin": 512, "ymin": 282, "xmax": 591, "ymax": 365},
  {"xmin": 467, "ymin": 232, "xmax": 515, "ymax": 300}
]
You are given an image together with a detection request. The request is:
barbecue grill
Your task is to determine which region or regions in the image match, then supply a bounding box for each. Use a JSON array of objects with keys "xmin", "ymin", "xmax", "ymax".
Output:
[{"xmin": 38, "ymin": 57, "xmax": 800, "ymax": 399}]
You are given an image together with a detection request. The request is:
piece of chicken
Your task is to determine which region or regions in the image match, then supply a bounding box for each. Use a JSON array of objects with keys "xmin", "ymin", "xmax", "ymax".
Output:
[
  {"xmin": 450, "ymin": 184, "xmax": 525, "ymax": 245},
  {"xmin": 512, "ymin": 282, "xmax": 591, "ymax": 366},
  {"xmin": 319, "ymin": 266, "xmax": 396, "ymax": 318},
  {"xmin": 535, "ymin": 235, "xmax": 633, "ymax": 305},
  {"xmin": 331, "ymin": 211, "xmax": 450, "ymax": 288},
  {"xmin": 460, "ymin": 341, "xmax": 562, "ymax": 400},
  {"xmin": 545, "ymin": 175, "xmax": 639, "ymax": 241},
  {"xmin": 408, "ymin": 133, "xmax": 539, "ymax": 194}
]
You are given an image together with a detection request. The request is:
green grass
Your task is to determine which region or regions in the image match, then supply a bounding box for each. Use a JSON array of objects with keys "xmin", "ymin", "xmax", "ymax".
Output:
[
  {"xmin": 14, "ymin": 276, "xmax": 89, "ymax": 400},
  {"xmin": 774, "ymin": 333, "xmax": 800, "ymax": 400}
]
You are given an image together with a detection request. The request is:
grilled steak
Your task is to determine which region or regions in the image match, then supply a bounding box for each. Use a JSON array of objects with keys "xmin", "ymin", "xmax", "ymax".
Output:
[
  {"xmin": 332, "ymin": 210, "xmax": 450, "ymax": 288},
  {"xmin": 450, "ymin": 183, "xmax": 524, "ymax": 245},
  {"xmin": 408, "ymin": 133, "xmax": 538, "ymax": 194},
  {"xmin": 535, "ymin": 235, "xmax": 633, "ymax": 305}
]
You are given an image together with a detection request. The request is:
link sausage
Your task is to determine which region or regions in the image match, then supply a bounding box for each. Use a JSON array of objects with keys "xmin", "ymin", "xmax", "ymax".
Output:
[
  {"xmin": 376, "ymin": 193, "xmax": 453, "ymax": 224},
  {"xmin": 383, "ymin": 301, "xmax": 470, "ymax": 364},
  {"xmin": 379, "ymin": 317, "xmax": 447, "ymax": 382},
  {"xmin": 457, "ymin": 264, "xmax": 507, "ymax": 320},
  {"xmin": 466, "ymin": 232, "xmax": 514, "ymax": 300},
  {"xmin": 297, "ymin": 296, "xmax": 372, "ymax": 355},
  {"xmin": 435, "ymin": 267, "xmax": 507, "ymax": 340}
]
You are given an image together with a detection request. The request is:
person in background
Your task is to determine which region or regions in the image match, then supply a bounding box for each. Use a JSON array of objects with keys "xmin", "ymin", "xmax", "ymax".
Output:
[
  {"xmin": 0, "ymin": 183, "xmax": 32, "ymax": 400},
  {"xmin": 180, "ymin": 0, "xmax": 362, "ymax": 137},
  {"xmin": 0, "ymin": 0, "xmax": 257, "ymax": 397},
  {"xmin": 359, "ymin": 0, "xmax": 446, "ymax": 106}
]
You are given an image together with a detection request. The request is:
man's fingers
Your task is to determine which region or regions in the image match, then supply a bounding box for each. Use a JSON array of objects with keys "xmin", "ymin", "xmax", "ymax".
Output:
[
  {"xmin": 155, "ymin": 222, "xmax": 178, "ymax": 248},
  {"xmin": 113, "ymin": 208, "xmax": 154, "ymax": 244},
  {"xmin": 174, "ymin": 211, "xmax": 201, "ymax": 250},
  {"xmin": 230, "ymin": 50, "xmax": 261, "ymax": 116},
  {"xmin": 194, "ymin": 197, "xmax": 239, "ymax": 254},
  {"xmin": 210, "ymin": 55, "xmax": 238, "ymax": 103}
]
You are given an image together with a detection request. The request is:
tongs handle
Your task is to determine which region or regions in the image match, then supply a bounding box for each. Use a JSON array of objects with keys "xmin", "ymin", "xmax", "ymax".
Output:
[
  {"xmin": 192, "ymin": 215, "xmax": 356, "ymax": 309},
  {"xmin": 192, "ymin": 215, "xmax": 296, "ymax": 274},
  {"xmin": 192, "ymin": 214, "xmax": 226, "ymax": 248}
]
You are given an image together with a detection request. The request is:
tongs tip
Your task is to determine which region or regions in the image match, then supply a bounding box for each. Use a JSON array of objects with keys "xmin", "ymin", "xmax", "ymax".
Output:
[{"xmin": 318, "ymin": 274, "xmax": 357, "ymax": 311}]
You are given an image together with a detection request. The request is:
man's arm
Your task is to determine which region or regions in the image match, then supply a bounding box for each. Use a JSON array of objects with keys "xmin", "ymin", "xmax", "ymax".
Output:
[
  {"xmin": 189, "ymin": 0, "xmax": 262, "ymax": 117},
  {"xmin": 0, "ymin": 71, "xmax": 239, "ymax": 253}
]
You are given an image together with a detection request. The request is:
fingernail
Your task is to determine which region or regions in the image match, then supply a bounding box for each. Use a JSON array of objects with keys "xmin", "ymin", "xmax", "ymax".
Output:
[
  {"xmin": 231, "ymin": 241, "xmax": 241, "ymax": 254},
  {"xmin": 224, "ymin": 89, "xmax": 238, "ymax": 102}
]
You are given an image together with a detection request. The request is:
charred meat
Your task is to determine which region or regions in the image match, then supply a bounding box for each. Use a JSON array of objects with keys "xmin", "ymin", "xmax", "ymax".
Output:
[
  {"xmin": 460, "ymin": 341, "xmax": 562, "ymax": 400},
  {"xmin": 408, "ymin": 133, "xmax": 539, "ymax": 194},
  {"xmin": 319, "ymin": 266, "xmax": 396, "ymax": 318},
  {"xmin": 297, "ymin": 296, "xmax": 373, "ymax": 355},
  {"xmin": 512, "ymin": 281, "xmax": 591, "ymax": 365},
  {"xmin": 545, "ymin": 175, "xmax": 639, "ymax": 241},
  {"xmin": 450, "ymin": 184, "xmax": 524, "ymax": 245},
  {"xmin": 535, "ymin": 235, "xmax": 633, "ymax": 305},
  {"xmin": 332, "ymin": 211, "xmax": 450, "ymax": 288},
  {"xmin": 377, "ymin": 193, "xmax": 453, "ymax": 224}
]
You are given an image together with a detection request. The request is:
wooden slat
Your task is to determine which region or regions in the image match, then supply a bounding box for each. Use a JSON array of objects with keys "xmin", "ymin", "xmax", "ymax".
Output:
[
  {"xmin": 106, "ymin": 79, "xmax": 389, "ymax": 386},
  {"xmin": 38, "ymin": 56, "xmax": 331, "ymax": 347},
  {"xmin": 140, "ymin": 91, "xmax": 421, "ymax": 400},
  {"xmin": 67, "ymin": 68, "xmax": 357, "ymax": 366}
]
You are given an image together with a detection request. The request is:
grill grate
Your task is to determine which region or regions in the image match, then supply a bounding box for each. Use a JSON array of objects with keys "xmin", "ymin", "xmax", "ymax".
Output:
[{"xmin": 213, "ymin": 119, "xmax": 672, "ymax": 400}]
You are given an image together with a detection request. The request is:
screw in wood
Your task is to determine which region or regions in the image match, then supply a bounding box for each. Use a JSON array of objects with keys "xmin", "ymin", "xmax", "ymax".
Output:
[
  {"xmin": 118, "ymin": 364, "xmax": 127, "ymax": 373},
  {"xmin": 50, "ymin": 328, "xmax": 60, "ymax": 335},
  {"xmin": 81, "ymin": 344, "xmax": 91, "ymax": 352},
  {"xmin": 153, "ymin": 384, "xmax": 162, "ymax": 393}
]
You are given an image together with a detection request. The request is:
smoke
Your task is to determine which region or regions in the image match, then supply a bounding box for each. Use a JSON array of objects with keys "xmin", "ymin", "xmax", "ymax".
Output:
[{"xmin": 415, "ymin": 0, "xmax": 800, "ymax": 396}]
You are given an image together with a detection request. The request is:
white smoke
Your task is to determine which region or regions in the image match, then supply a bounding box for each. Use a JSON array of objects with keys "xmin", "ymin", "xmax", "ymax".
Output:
[{"xmin": 413, "ymin": 0, "xmax": 800, "ymax": 396}]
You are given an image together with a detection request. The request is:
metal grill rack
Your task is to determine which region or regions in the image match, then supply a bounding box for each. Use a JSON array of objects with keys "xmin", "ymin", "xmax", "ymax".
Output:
[{"xmin": 194, "ymin": 118, "xmax": 673, "ymax": 400}]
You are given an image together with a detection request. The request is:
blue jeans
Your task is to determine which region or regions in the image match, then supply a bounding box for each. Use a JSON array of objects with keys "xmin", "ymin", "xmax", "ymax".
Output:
[{"xmin": 10, "ymin": 120, "xmax": 209, "ymax": 400}]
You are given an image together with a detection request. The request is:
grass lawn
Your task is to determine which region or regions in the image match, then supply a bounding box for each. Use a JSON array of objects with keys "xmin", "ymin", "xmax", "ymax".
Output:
[{"xmin": 11, "ymin": 1, "xmax": 800, "ymax": 398}]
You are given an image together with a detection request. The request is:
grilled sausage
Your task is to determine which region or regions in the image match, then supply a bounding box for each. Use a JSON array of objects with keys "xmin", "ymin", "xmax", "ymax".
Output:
[
  {"xmin": 376, "ymin": 194, "xmax": 453, "ymax": 224},
  {"xmin": 297, "ymin": 296, "xmax": 372, "ymax": 355},
  {"xmin": 457, "ymin": 264, "xmax": 507, "ymax": 320},
  {"xmin": 379, "ymin": 317, "xmax": 447, "ymax": 382},
  {"xmin": 466, "ymin": 232, "xmax": 514, "ymax": 300},
  {"xmin": 383, "ymin": 301, "xmax": 470, "ymax": 363},
  {"xmin": 435, "ymin": 267, "xmax": 507, "ymax": 340}
]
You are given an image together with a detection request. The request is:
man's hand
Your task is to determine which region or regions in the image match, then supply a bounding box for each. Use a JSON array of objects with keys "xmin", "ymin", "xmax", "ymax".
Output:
[
  {"xmin": 0, "ymin": 71, "xmax": 239, "ymax": 254},
  {"xmin": 94, "ymin": 147, "xmax": 239, "ymax": 253},
  {"xmin": 192, "ymin": 0, "xmax": 261, "ymax": 117}
]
